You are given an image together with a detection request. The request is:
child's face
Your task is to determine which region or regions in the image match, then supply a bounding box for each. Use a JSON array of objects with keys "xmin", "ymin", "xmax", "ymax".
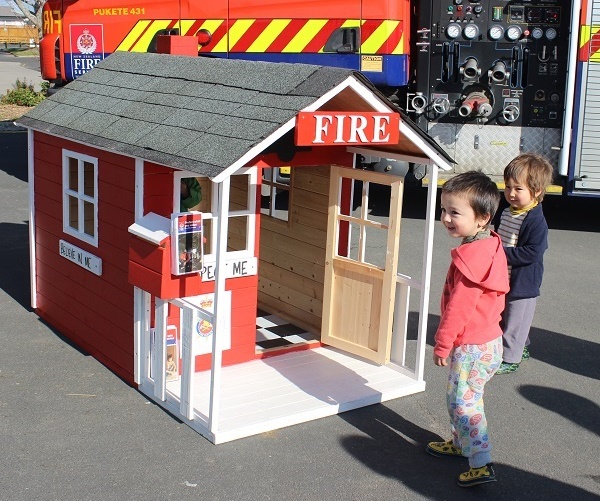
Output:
[
  {"xmin": 440, "ymin": 192, "xmax": 489, "ymax": 239},
  {"xmin": 504, "ymin": 177, "xmax": 540, "ymax": 209}
]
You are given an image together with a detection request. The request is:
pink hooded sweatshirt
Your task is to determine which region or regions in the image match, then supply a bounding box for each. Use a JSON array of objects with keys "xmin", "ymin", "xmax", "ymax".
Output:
[{"xmin": 434, "ymin": 232, "xmax": 510, "ymax": 359}]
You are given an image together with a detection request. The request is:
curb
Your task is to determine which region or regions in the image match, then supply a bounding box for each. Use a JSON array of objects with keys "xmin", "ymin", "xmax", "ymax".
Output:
[{"xmin": 0, "ymin": 120, "xmax": 26, "ymax": 132}]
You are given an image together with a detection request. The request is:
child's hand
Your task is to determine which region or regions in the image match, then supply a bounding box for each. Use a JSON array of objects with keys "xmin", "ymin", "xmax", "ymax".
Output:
[{"xmin": 433, "ymin": 354, "xmax": 448, "ymax": 366}]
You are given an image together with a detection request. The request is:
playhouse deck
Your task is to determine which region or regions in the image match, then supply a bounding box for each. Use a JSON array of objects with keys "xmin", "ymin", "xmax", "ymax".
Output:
[{"xmin": 162, "ymin": 346, "xmax": 425, "ymax": 444}]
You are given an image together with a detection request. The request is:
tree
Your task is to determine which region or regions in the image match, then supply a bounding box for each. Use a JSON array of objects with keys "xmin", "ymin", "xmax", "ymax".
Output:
[{"xmin": 11, "ymin": 0, "xmax": 45, "ymax": 39}]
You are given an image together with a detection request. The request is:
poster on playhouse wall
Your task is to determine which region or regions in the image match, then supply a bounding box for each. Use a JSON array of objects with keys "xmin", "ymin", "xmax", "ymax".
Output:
[
  {"xmin": 171, "ymin": 211, "xmax": 204, "ymax": 276},
  {"xmin": 181, "ymin": 294, "xmax": 231, "ymax": 356}
]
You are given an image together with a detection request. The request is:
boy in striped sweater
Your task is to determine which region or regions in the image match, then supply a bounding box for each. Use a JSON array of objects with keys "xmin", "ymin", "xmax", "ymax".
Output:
[{"xmin": 495, "ymin": 153, "xmax": 554, "ymax": 374}]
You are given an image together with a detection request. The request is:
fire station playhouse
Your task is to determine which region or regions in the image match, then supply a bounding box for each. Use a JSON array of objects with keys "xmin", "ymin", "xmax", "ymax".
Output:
[{"xmin": 17, "ymin": 49, "xmax": 452, "ymax": 444}]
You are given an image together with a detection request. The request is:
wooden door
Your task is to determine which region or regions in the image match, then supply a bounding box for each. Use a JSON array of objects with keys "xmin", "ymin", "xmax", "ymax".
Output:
[{"xmin": 321, "ymin": 166, "xmax": 403, "ymax": 364}]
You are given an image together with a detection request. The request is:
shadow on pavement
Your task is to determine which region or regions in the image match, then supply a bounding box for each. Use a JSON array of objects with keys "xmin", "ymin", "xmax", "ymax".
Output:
[
  {"xmin": 0, "ymin": 221, "xmax": 31, "ymax": 310},
  {"xmin": 339, "ymin": 404, "xmax": 600, "ymax": 500},
  {"xmin": 0, "ymin": 130, "xmax": 28, "ymax": 182},
  {"xmin": 519, "ymin": 385, "xmax": 600, "ymax": 436},
  {"xmin": 525, "ymin": 327, "xmax": 600, "ymax": 381},
  {"xmin": 406, "ymin": 312, "xmax": 600, "ymax": 381}
]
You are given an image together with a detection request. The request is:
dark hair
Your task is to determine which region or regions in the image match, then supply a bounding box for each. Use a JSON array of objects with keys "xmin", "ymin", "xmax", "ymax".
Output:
[
  {"xmin": 442, "ymin": 171, "xmax": 500, "ymax": 225},
  {"xmin": 504, "ymin": 153, "xmax": 554, "ymax": 202}
]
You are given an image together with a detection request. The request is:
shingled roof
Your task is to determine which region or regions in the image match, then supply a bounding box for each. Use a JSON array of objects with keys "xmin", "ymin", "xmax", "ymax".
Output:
[
  {"xmin": 18, "ymin": 52, "xmax": 366, "ymax": 178},
  {"xmin": 19, "ymin": 51, "xmax": 454, "ymax": 178}
]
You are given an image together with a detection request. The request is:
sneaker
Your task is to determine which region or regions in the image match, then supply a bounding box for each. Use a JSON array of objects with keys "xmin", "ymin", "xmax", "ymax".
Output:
[
  {"xmin": 458, "ymin": 463, "xmax": 497, "ymax": 487},
  {"xmin": 521, "ymin": 346, "xmax": 530, "ymax": 361},
  {"xmin": 496, "ymin": 361, "xmax": 519, "ymax": 374},
  {"xmin": 426, "ymin": 439, "xmax": 463, "ymax": 458}
]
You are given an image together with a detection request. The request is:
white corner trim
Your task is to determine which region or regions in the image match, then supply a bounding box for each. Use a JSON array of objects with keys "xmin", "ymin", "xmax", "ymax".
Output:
[
  {"xmin": 28, "ymin": 129, "xmax": 37, "ymax": 310},
  {"xmin": 134, "ymin": 158, "xmax": 144, "ymax": 220}
]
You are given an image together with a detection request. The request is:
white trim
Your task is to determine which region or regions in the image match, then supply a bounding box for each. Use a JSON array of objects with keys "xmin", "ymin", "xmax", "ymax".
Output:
[
  {"xmin": 61, "ymin": 149, "xmax": 99, "ymax": 247},
  {"xmin": 134, "ymin": 158, "xmax": 144, "ymax": 220},
  {"xmin": 415, "ymin": 164, "xmax": 438, "ymax": 382},
  {"xmin": 203, "ymin": 169, "xmax": 257, "ymax": 262},
  {"xmin": 133, "ymin": 287, "xmax": 143, "ymax": 384},
  {"xmin": 27, "ymin": 129, "xmax": 37, "ymax": 310},
  {"xmin": 209, "ymin": 177, "xmax": 230, "ymax": 434},
  {"xmin": 180, "ymin": 304, "xmax": 196, "ymax": 420},
  {"xmin": 154, "ymin": 299, "xmax": 168, "ymax": 401},
  {"xmin": 559, "ymin": 0, "xmax": 582, "ymax": 176}
]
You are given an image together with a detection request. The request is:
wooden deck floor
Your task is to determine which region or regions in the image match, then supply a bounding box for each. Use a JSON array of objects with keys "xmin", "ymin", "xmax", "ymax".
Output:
[{"xmin": 162, "ymin": 346, "xmax": 425, "ymax": 444}]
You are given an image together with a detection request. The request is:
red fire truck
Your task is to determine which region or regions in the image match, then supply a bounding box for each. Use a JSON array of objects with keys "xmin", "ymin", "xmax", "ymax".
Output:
[{"xmin": 39, "ymin": 0, "xmax": 599, "ymax": 196}]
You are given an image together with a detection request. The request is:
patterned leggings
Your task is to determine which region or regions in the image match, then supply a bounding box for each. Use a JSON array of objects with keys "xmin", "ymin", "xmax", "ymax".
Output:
[{"xmin": 446, "ymin": 337, "xmax": 502, "ymax": 466}]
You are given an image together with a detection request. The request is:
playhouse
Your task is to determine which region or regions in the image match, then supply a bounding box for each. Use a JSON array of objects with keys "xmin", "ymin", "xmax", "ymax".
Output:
[{"xmin": 18, "ymin": 48, "xmax": 451, "ymax": 443}]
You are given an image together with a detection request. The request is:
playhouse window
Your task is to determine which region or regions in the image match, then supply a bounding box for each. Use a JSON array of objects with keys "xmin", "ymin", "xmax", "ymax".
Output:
[
  {"xmin": 194, "ymin": 169, "xmax": 257, "ymax": 265},
  {"xmin": 62, "ymin": 150, "xmax": 98, "ymax": 247},
  {"xmin": 261, "ymin": 167, "xmax": 290, "ymax": 222}
]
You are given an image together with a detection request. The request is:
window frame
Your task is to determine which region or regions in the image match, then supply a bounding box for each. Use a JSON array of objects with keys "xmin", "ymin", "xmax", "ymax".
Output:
[
  {"xmin": 62, "ymin": 149, "xmax": 99, "ymax": 247},
  {"xmin": 260, "ymin": 167, "xmax": 291, "ymax": 224},
  {"xmin": 174, "ymin": 168, "xmax": 257, "ymax": 265}
]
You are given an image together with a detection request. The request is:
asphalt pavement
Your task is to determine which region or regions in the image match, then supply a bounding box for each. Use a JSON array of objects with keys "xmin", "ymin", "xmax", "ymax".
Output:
[{"xmin": 1, "ymin": 56, "xmax": 599, "ymax": 500}]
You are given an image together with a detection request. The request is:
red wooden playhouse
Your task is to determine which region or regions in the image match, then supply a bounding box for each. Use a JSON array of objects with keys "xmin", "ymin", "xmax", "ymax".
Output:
[{"xmin": 18, "ymin": 50, "xmax": 451, "ymax": 444}]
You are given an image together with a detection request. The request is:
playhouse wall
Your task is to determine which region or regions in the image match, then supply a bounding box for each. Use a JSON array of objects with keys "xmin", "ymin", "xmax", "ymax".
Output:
[
  {"xmin": 258, "ymin": 166, "xmax": 331, "ymax": 333},
  {"xmin": 32, "ymin": 132, "xmax": 136, "ymax": 383}
]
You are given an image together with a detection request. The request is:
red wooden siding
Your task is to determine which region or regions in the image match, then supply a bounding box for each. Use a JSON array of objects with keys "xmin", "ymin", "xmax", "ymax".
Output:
[
  {"xmin": 144, "ymin": 163, "xmax": 175, "ymax": 217},
  {"xmin": 32, "ymin": 132, "xmax": 136, "ymax": 383}
]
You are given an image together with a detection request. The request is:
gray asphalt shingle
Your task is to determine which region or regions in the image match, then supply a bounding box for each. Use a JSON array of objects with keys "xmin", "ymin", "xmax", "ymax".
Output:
[{"xmin": 17, "ymin": 51, "xmax": 359, "ymax": 177}]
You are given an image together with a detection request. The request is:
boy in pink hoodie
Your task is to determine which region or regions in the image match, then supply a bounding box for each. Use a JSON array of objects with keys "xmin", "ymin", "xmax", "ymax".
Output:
[{"xmin": 426, "ymin": 171, "xmax": 509, "ymax": 487}]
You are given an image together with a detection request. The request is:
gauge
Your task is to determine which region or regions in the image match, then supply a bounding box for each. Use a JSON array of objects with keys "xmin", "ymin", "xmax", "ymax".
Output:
[
  {"xmin": 546, "ymin": 27, "xmax": 557, "ymax": 40},
  {"xmin": 446, "ymin": 22, "xmax": 462, "ymax": 39},
  {"xmin": 531, "ymin": 27, "xmax": 544, "ymax": 39},
  {"xmin": 463, "ymin": 23, "xmax": 480, "ymax": 39},
  {"xmin": 506, "ymin": 25, "xmax": 523, "ymax": 40},
  {"xmin": 488, "ymin": 24, "xmax": 505, "ymax": 40}
]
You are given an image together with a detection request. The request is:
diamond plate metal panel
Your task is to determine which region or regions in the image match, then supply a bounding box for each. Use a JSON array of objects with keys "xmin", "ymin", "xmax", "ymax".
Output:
[{"xmin": 427, "ymin": 123, "xmax": 560, "ymax": 177}]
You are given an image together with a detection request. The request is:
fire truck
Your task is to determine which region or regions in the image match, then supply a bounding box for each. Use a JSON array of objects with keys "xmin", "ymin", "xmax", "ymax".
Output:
[{"xmin": 39, "ymin": 0, "xmax": 599, "ymax": 196}]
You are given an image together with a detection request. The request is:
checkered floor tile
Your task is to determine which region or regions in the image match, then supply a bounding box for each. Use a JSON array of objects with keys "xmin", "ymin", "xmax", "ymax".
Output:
[{"xmin": 255, "ymin": 309, "xmax": 319, "ymax": 353}]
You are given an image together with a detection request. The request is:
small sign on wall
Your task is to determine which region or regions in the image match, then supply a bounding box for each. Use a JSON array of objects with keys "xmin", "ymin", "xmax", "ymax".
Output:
[
  {"xmin": 181, "ymin": 293, "xmax": 231, "ymax": 355},
  {"xmin": 59, "ymin": 239, "xmax": 102, "ymax": 275},
  {"xmin": 201, "ymin": 257, "xmax": 258, "ymax": 281}
]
